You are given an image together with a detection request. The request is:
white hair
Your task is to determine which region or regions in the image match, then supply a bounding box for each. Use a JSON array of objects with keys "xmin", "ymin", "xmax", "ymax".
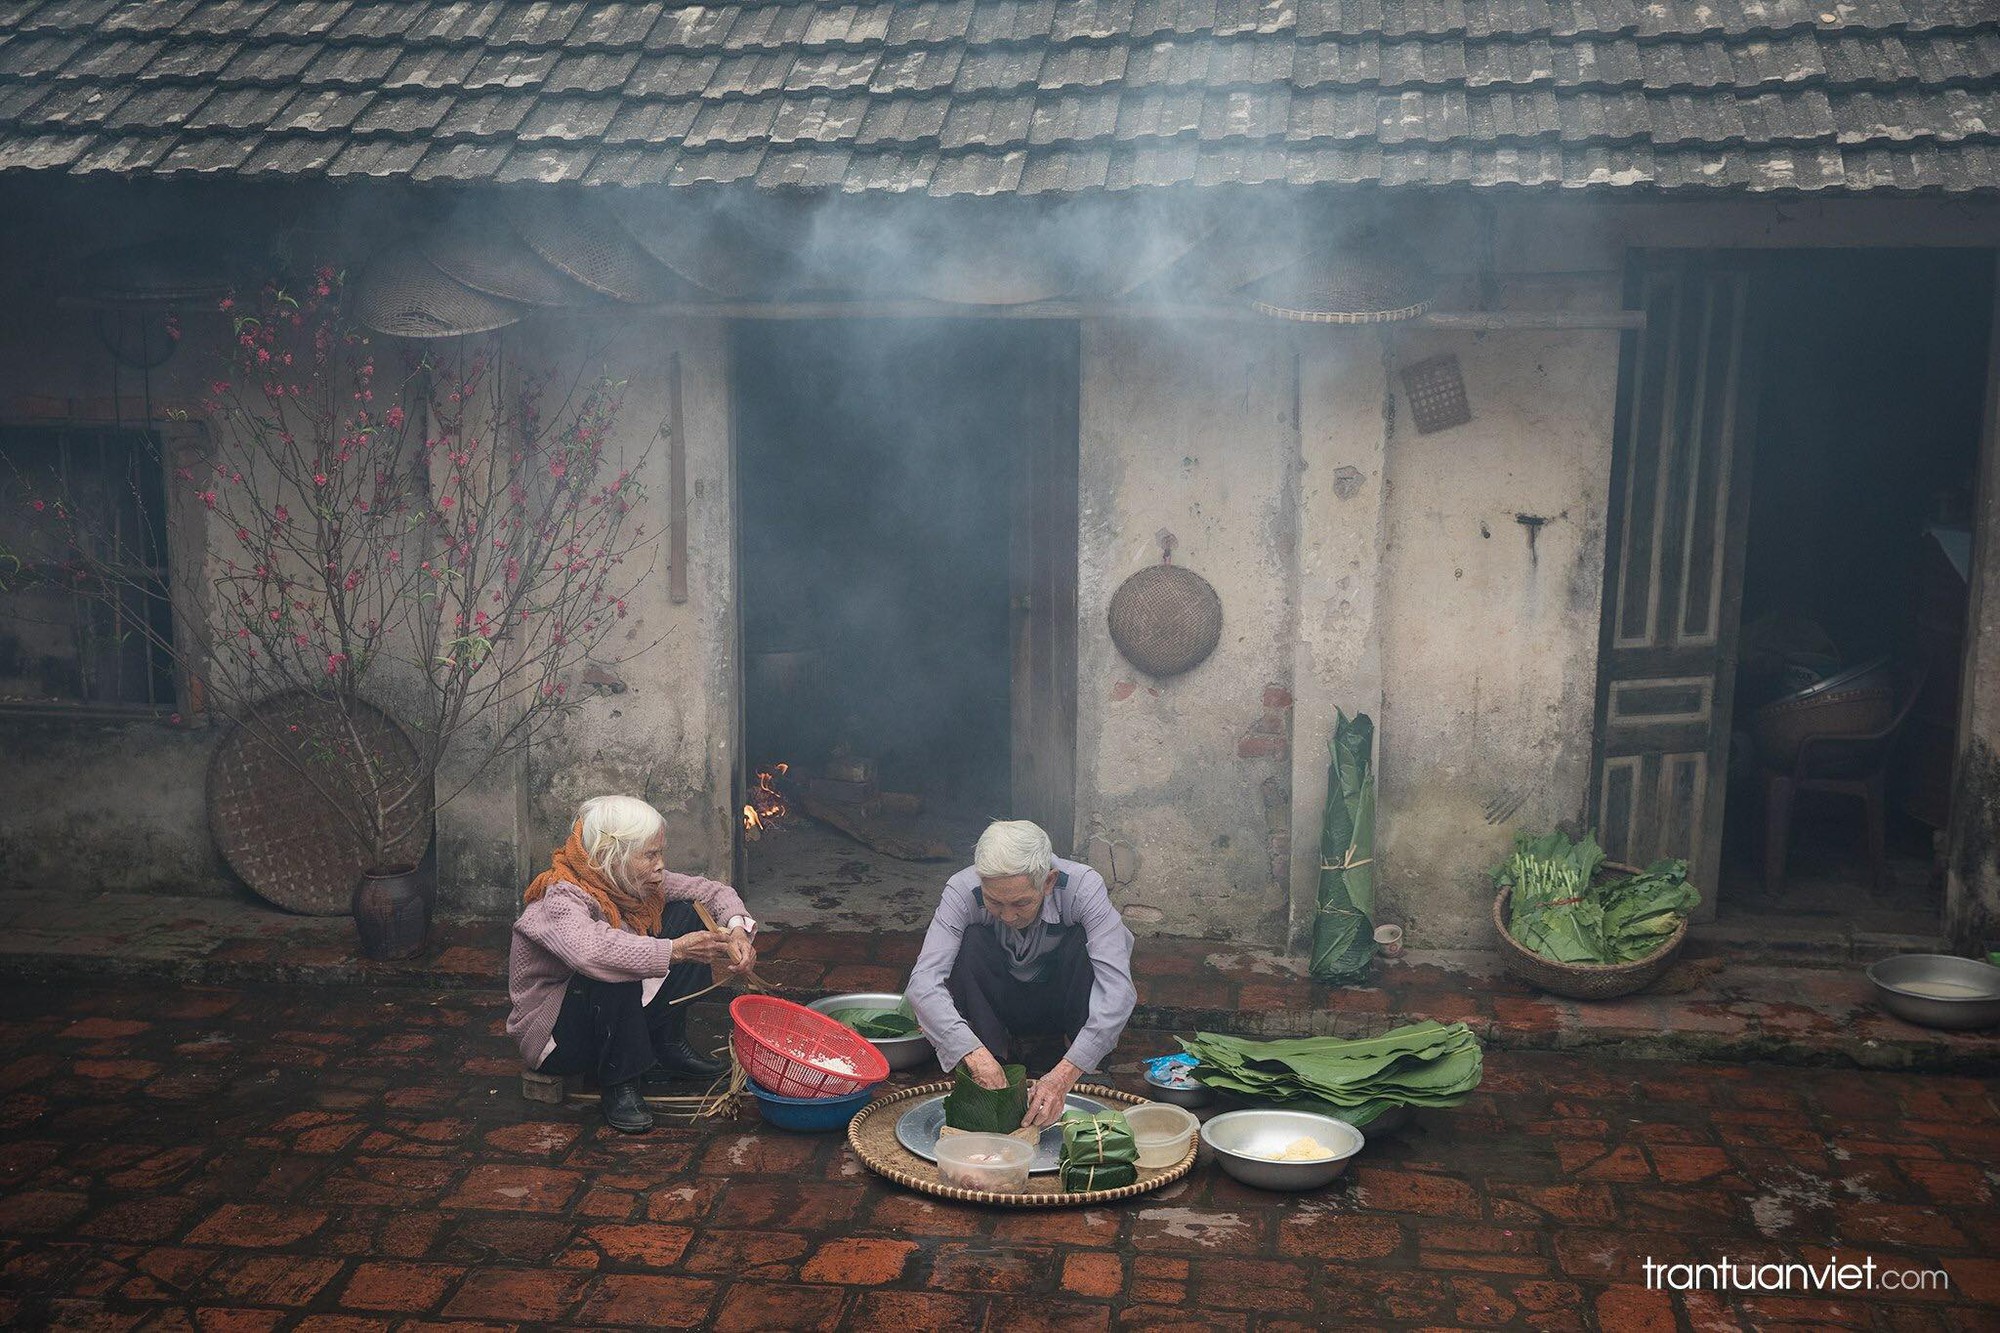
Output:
[
  {"xmin": 576, "ymin": 794, "xmax": 665, "ymax": 884},
  {"xmin": 974, "ymin": 819, "xmax": 1054, "ymax": 884}
]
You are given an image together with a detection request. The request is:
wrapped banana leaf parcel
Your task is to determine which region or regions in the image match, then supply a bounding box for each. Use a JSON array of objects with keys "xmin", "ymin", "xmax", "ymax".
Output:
[
  {"xmin": 1178, "ymin": 1022, "xmax": 1483, "ymax": 1127},
  {"xmin": 1058, "ymin": 1109, "xmax": 1138, "ymax": 1191}
]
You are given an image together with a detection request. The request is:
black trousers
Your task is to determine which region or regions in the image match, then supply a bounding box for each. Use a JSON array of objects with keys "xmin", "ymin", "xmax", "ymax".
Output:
[
  {"xmin": 945, "ymin": 924, "xmax": 1093, "ymax": 1064},
  {"xmin": 539, "ymin": 901, "xmax": 713, "ymax": 1086}
]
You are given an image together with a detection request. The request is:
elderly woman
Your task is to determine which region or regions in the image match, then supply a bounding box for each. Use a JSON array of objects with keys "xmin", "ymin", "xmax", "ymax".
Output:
[{"xmin": 508, "ymin": 794, "xmax": 759, "ymax": 1133}]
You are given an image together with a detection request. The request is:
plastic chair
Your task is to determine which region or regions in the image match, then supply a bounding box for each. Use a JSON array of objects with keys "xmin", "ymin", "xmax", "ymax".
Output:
[{"xmin": 1760, "ymin": 665, "xmax": 1924, "ymax": 896}]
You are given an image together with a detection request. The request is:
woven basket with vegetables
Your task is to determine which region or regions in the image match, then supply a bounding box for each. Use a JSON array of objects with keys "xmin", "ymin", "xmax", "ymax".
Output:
[{"xmin": 1490, "ymin": 832, "xmax": 1699, "ymax": 1001}]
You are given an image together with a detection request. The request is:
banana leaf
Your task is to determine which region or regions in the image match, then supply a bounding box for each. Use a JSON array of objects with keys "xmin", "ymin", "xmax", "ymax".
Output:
[
  {"xmin": 1177, "ymin": 1023, "xmax": 1484, "ymax": 1114},
  {"xmin": 825, "ymin": 1000, "xmax": 919, "ymax": 1039},
  {"xmin": 1310, "ymin": 710, "xmax": 1377, "ymax": 983},
  {"xmin": 942, "ymin": 1063, "xmax": 1027, "ymax": 1134},
  {"xmin": 1058, "ymin": 1109, "xmax": 1138, "ymax": 1191}
]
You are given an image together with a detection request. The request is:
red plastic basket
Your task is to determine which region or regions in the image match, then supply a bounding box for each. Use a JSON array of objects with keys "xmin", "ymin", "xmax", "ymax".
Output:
[{"xmin": 729, "ymin": 995, "xmax": 889, "ymax": 1098}]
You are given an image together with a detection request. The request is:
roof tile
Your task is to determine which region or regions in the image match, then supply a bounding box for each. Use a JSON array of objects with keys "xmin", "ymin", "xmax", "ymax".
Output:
[
  {"xmin": 870, "ymin": 43, "xmax": 963, "ymax": 92},
  {"xmin": 841, "ymin": 145, "xmax": 941, "ymax": 189},
  {"xmin": 464, "ymin": 46, "xmax": 560, "ymax": 89},
  {"xmin": 268, "ymin": 88, "xmax": 376, "ymax": 133},
  {"xmin": 183, "ymin": 84, "xmax": 293, "ymax": 130},
  {"xmin": 351, "ymin": 90, "xmax": 455, "ymax": 134},
  {"xmin": 322, "ymin": 135, "xmax": 427, "ymax": 173},
  {"xmin": 219, "ymin": 42, "xmax": 321, "ymax": 83},
  {"xmin": 857, "ymin": 92, "xmax": 951, "ymax": 143},
  {"xmin": 101, "ymin": 82, "xmax": 210, "ymax": 128},
  {"xmin": 568, "ymin": 3, "xmax": 660, "ymax": 49},
  {"xmin": 495, "ymin": 140, "xmax": 594, "ymax": 180},
  {"xmin": 603, "ymin": 98, "xmax": 700, "ymax": 142},
  {"xmin": 644, "ymin": 5, "xmax": 741, "ymax": 52},
  {"xmin": 382, "ymin": 45, "xmax": 482, "ymax": 90},
  {"xmin": 21, "ymin": 81, "xmax": 131, "ymax": 125},
  {"xmin": 402, "ymin": 2, "xmax": 511, "ymax": 43},
  {"xmin": 0, "ymin": 31, "xmax": 83, "ymax": 74},
  {"xmin": 768, "ymin": 92, "xmax": 869, "ymax": 142},
  {"xmin": 754, "ymin": 143, "xmax": 853, "ymax": 185},
  {"xmin": 483, "ymin": 1, "xmax": 585, "ymax": 47},
  {"xmin": 939, "ymin": 92, "xmax": 1035, "ymax": 146},
  {"xmin": 157, "ymin": 132, "xmax": 257, "ymax": 171},
  {"xmin": 246, "ymin": 1, "xmax": 353, "ymax": 40},
  {"xmin": 884, "ymin": 0, "xmax": 974, "ymax": 45},
  {"xmin": 0, "ymin": 129, "xmax": 94, "ymax": 168},
  {"xmin": 411, "ymin": 138, "xmax": 514, "ymax": 178},
  {"xmin": 517, "ymin": 94, "xmax": 617, "ymax": 140},
  {"xmin": 301, "ymin": 43, "xmax": 400, "ymax": 88},
  {"xmin": 544, "ymin": 49, "xmax": 640, "ymax": 93},
  {"xmin": 436, "ymin": 90, "xmax": 530, "ymax": 137}
]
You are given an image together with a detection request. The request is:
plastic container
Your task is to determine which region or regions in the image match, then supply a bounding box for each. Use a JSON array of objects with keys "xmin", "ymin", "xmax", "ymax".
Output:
[
  {"xmin": 729, "ymin": 995, "xmax": 890, "ymax": 1098},
  {"xmin": 1126, "ymin": 1102, "xmax": 1199, "ymax": 1167},
  {"xmin": 747, "ymin": 1079, "xmax": 876, "ymax": 1132},
  {"xmin": 934, "ymin": 1132, "xmax": 1034, "ymax": 1193}
]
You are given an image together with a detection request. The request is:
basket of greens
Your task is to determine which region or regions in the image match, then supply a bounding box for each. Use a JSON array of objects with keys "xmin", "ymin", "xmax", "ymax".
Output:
[{"xmin": 1490, "ymin": 831, "xmax": 1699, "ymax": 1000}]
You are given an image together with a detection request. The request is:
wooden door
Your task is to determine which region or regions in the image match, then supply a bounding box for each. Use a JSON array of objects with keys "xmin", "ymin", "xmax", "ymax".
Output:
[
  {"xmin": 1010, "ymin": 323, "xmax": 1080, "ymax": 852},
  {"xmin": 1591, "ymin": 257, "xmax": 1762, "ymax": 914}
]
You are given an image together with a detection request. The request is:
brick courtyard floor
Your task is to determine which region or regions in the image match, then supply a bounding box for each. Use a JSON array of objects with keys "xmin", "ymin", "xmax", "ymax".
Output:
[{"xmin": 1, "ymin": 981, "xmax": 1996, "ymax": 1331}]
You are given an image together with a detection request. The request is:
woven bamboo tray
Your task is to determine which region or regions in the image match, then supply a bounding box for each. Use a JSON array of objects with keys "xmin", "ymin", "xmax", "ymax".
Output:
[
  {"xmin": 848, "ymin": 1082, "xmax": 1197, "ymax": 1208},
  {"xmin": 1493, "ymin": 877, "xmax": 1689, "ymax": 1001}
]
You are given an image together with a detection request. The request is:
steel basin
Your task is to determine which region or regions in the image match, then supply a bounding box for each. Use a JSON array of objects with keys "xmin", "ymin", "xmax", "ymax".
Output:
[
  {"xmin": 1865, "ymin": 955, "xmax": 2000, "ymax": 1031},
  {"xmin": 806, "ymin": 992, "xmax": 935, "ymax": 1071},
  {"xmin": 1199, "ymin": 1109, "xmax": 1364, "ymax": 1191}
]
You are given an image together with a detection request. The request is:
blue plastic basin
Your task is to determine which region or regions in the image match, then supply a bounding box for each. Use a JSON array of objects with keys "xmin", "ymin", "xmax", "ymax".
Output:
[{"xmin": 748, "ymin": 1079, "xmax": 877, "ymax": 1132}]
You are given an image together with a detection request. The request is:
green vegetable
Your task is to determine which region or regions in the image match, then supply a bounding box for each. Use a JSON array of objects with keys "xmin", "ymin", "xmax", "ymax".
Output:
[
  {"xmin": 1310, "ymin": 710, "xmax": 1377, "ymax": 983},
  {"xmin": 1178, "ymin": 1023, "xmax": 1484, "ymax": 1127},
  {"xmin": 1058, "ymin": 1109, "xmax": 1138, "ymax": 1190},
  {"xmin": 1491, "ymin": 830, "xmax": 1698, "ymax": 965},
  {"xmin": 942, "ymin": 1062, "xmax": 1027, "ymax": 1134},
  {"xmin": 825, "ymin": 1001, "xmax": 919, "ymax": 1039}
]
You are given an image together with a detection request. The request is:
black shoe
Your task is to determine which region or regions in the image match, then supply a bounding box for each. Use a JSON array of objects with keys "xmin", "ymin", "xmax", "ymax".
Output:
[
  {"xmin": 651, "ymin": 1040, "xmax": 726, "ymax": 1082},
  {"xmin": 600, "ymin": 1080, "xmax": 654, "ymax": 1134}
]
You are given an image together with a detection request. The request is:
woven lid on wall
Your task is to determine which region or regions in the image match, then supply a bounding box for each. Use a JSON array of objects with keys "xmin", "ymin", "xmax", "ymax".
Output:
[
  {"xmin": 1241, "ymin": 238, "xmax": 1436, "ymax": 325},
  {"xmin": 350, "ymin": 248, "xmax": 526, "ymax": 339},
  {"xmin": 206, "ymin": 691, "xmax": 431, "ymax": 915},
  {"xmin": 421, "ymin": 226, "xmax": 598, "ymax": 308},
  {"xmin": 1108, "ymin": 561, "xmax": 1223, "ymax": 678}
]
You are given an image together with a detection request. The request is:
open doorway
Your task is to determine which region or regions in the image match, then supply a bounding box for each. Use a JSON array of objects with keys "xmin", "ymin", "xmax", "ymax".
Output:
[
  {"xmin": 1717, "ymin": 251, "xmax": 1993, "ymax": 936},
  {"xmin": 1592, "ymin": 249, "xmax": 1993, "ymax": 946},
  {"xmin": 732, "ymin": 319, "xmax": 1078, "ymax": 931}
]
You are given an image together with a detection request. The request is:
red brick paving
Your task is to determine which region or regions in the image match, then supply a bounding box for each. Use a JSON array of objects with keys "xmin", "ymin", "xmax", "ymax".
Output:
[{"xmin": 0, "ymin": 985, "xmax": 1994, "ymax": 1329}]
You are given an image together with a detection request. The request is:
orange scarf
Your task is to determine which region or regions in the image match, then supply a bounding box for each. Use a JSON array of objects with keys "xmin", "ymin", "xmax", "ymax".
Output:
[{"xmin": 523, "ymin": 820, "xmax": 664, "ymax": 937}]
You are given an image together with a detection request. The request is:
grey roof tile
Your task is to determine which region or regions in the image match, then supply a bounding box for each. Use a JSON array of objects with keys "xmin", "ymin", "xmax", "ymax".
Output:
[
  {"xmin": 0, "ymin": 31, "xmax": 82, "ymax": 74},
  {"xmin": 802, "ymin": 4, "xmax": 896, "ymax": 49},
  {"xmin": 768, "ymin": 92, "xmax": 869, "ymax": 142},
  {"xmin": 19, "ymin": 2, "xmax": 122, "ymax": 30},
  {"xmin": 58, "ymin": 37, "xmax": 165, "ymax": 80},
  {"xmin": 544, "ymin": 49, "xmax": 640, "ymax": 93},
  {"xmin": 841, "ymin": 144, "xmax": 939, "ymax": 189},
  {"xmin": 1039, "ymin": 42, "xmax": 1127, "ymax": 88},
  {"xmin": 183, "ymin": 84, "xmax": 293, "ymax": 130},
  {"xmin": 668, "ymin": 143, "xmax": 766, "ymax": 183},
  {"xmin": 24, "ymin": 81, "xmax": 131, "ymax": 125},
  {"xmin": 328, "ymin": 1, "xmax": 432, "ymax": 41},
  {"xmin": 219, "ymin": 42, "xmax": 321, "ymax": 83},
  {"xmin": 568, "ymin": 3, "xmax": 661, "ymax": 49},
  {"xmin": 382, "ymin": 45, "xmax": 482, "ymax": 89},
  {"xmin": 754, "ymin": 143, "xmax": 853, "ymax": 185},
  {"xmin": 870, "ymin": 44, "xmax": 963, "ymax": 92},
  {"xmin": 301, "ymin": 43, "xmax": 400, "ymax": 87},
  {"xmin": 707, "ymin": 50, "xmax": 795, "ymax": 97},
  {"xmin": 1054, "ymin": 0, "xmax": 1138, "ymax": 43},
  {"xmin": 495, "ymin": 141, "xmax": 594, "ymax": 180},
  {"xmin": 953, "ymin": 45, "xmax": 1046, "ymax": 92},
  {"xmin": 179, "ymin": 1, "xmax": 277, "ymax": 37},
  {"xmin": 410, "ymin": 138, "xmax": 514, "ymax": 178},
  {"xmin": 1031, "ymin": 89, "xmax": 1123, "ymax": 141},
  {"xmin": 401, "ymin": 2, "xmax": 511, "ymax": 42},
  {"xmin": 517, "ymin": 94, "xmax": 617, "ymax": 140},
  {"xmin": 785, "ymin": 47, "xmax": 880, "ymax": 91},
  {"xmin": 625, "ymin": 52, "xmax": 723, "ymax": 98},
  {"xmin": 69, "ymin": 132, "xmax": 177, "ymax": 171},
  {"xmin": 644, "ymin": 5, "xmax": 742, "ymax": 52},
  {"xmin": 1019, "ymin": 142, "xmax": 1112, "ymax": 189},
  {"xmin": 1200, "ymin": 85, "xmax": 1290, "ymax": 137},
  {"xmin": 101, "ymin": 82, "xmax": 210, "ymax": 128},
  {"xmin": 436, "ymin": 91, "xmax": 530, "ymax": 137},
  {"xmin": 582, "ymin": 143, "xmax": 678, "ymax": 183},
  {"xmin": 483, "ymin": 1, "xmax": 584, "ymax": 47},
  {"xmin": 857, "ymin": 92, "xmax": 951, "ymax": 142},
  {"xmin": 724, "ymin": 3, "xmax": 816, "ymax": 51},
  {"xmin": 157, "ymin": 132, "xmax": 257, "ymax": 171},
  {"xmin": 1124, "ymin": 37, "xmax": 1214, "ymax": 87},
  {"xmin": 268, "ymin": 88, "xmax": 375, "ymax": 133},
  {"xmin": 939, "ymin": 92, "xmax": 1035, "ymax": 146},
  {"xmin": 246, "ymin": 1, "xmax": 353, "ymax": 39},
  {"xmin": 322, "ymin": 136, "xmax": 426, "ymax": 173},
  {"xmin": 1106, "ymin": 137, "xmax": 1200, "ymax": 187},
  {"xmin": 464, "ymin": 46, "xmax": 560, "ymax": 89},
  {"xmin": 685, "ymin": 95, "xmax": 777, "ymax": 146},
  {"xmin": 927, "ymin": 145, "xmax": 1026, "ymax": 192},
  {"xmin": 351, "ymin": 91, "xmax": 454, "ymax": 133},
  {"xmin": 0, "ymin": 129, "xmax": 93, "ymax": 168},
  {"xmin": 884, "ymin": 0, "xmax": 974, "ymax": 45},
  {"xmin": 966, "ymin": 0, "xmax": 1057, "ymax": 44},
  {"xmin": 1211, "ymin": 0, "xmax": 1294, "ymax": 38},
  {"xmin": 1117, "ymin": 86, "xmax": 1204, "ymax": 137},
  {"xmin": 0, "ymin": 80, "xmax": 50, "ymax": 119},
  {"xmin": 603, "ymin": 98, "xmax": 700, "ymax": 142},
  {"xmin": 97, "ymin": 2, "xmax": 201, "ymax": 35}
]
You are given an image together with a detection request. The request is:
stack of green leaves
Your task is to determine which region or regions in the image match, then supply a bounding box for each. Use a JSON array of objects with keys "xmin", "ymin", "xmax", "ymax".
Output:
[
  {"xmin": 824, "ymin": 999, "xmax": 919, "ymax": 1040},
  {"xmin": 1058, "ymin": 1109, "xmax": 1138, "ymax": 1191},
  {"xmin": 1178, "ymin": 1022, "xmax": 1483, "ymax": 1127},
  {"xmin": 1492, "ymin": 830, "xmax": 1698, "ymax": 965},
  {"xmin": 942, "ymin": 1062, "xmax": 1027, "ymax": 1133}
]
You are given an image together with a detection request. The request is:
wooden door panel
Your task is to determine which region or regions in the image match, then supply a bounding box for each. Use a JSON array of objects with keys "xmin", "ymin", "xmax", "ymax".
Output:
[{"xmin": 1594, "ymin": 258, "xmax": 1760, "ymax": 908}]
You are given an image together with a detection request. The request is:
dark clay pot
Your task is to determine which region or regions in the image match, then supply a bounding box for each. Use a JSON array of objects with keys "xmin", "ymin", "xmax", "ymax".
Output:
[{"xmin": 352, "ymin": 854, "xmax": 434, "ymax": 961}]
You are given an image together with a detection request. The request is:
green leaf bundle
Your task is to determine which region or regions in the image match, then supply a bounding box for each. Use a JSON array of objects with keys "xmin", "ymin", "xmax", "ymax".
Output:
[
  {"xmin": 824, "ymin": 999, "xmax": 919, "ymax": 1039},
  {"xmin": 1058, "ymin": 1109, "xmax": 1138, "ymax": 1191},
  {"xmin": 1310, "ymin": 710, "xmax": 1377, "ymax": 983},
  {"xmin": 1179, "ymin": 1022, "xmax": 1483, "ymax": 1127},
  {"xmin": 1491, "ymin": 831, "xmax": 1698, "ymax": 965},
  {"xmin": 942, "ymin": 1063, "xmax": 1028, "ymax": 1134}
]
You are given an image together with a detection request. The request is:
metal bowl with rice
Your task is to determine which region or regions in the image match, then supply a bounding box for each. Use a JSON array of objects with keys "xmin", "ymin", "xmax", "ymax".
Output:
[
  {"xmin": 1199, "ymin": 1109, "xmax": 1365, "ymax": 1191},
  {"xmin": 807, "ymin": 992, "xmax": 936, "ymax": 1071},
  {"xmin": 1865, "ymin": 955, "xmax": 2000, "ymax": 1030}
]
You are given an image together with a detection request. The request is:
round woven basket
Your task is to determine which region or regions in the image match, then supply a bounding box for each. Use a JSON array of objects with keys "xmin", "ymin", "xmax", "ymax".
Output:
[
  {"xmin": 207, "ymin": 691, "xmax": 430, "ymax": 915},
  {"xmin": 848, "ymin": 1081, "xmax": 1197, "ymax": 1208},
  {"xmin": 1108, "ymin": 564, "xmax": 1222, "ymax": 678},
  {"xmin": 1241, "ymin": 240, "xmax": 1436, "ymax": 325},
  {"xmin": 1492, "ymin": 874, "xmax": 1690, "ymax": 1001},
  {"xmin": 350, "ymin": 248, "xmax": 525, "ymax": 339}
]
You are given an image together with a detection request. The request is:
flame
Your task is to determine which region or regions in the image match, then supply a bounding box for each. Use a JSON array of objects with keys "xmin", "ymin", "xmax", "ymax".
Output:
[{"xmin": 741, "ymin": 763, "xmax": 791, "ymax": 837}]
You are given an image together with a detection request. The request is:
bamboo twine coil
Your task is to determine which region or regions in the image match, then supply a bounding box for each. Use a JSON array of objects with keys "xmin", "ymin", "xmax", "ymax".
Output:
[{"xmin": 847, "ymin": 1082, "xmax": 1196, "ymax": 1208}]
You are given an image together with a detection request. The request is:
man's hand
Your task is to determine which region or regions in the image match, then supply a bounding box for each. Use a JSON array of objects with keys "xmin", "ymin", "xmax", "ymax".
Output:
[
  {"xmin": 1023, "ymin": 1059, "xmax": 1082, "ymax": 1129},
  {"xmin": 723, "ymin": 925, "xmax": 756, "ymax": 974},
  {"xmin": 960, "ymin": 1047, "xmax": 1008, "ymax": 1091}
]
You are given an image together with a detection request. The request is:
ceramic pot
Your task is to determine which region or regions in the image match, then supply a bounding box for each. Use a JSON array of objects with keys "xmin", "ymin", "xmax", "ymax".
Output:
[{"xmin": 352, "ymin": 850, "xmax": 434, "ymax": 961}]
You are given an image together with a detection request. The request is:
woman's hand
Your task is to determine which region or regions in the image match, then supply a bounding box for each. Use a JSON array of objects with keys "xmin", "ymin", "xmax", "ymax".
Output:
[
  {"xmin": 724, "ymin": 926, "xmax": 756, "ymax": 974},
  {"xmin": 670, "ymin": 929, "xmax": 732, "ymax": 965}
]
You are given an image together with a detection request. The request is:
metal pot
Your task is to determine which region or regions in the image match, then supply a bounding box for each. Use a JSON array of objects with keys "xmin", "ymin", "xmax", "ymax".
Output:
[
  {"xmin": 806, "ymin": 992, "xmax": 934, "ymax": 1071},
  {"xmin": 1865, "ymin": 954, "xmax": 2000, "ymax": 1030}
]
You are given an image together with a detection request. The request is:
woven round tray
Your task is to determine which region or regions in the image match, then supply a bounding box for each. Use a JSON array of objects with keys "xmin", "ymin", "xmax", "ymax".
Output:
[
  {"xmin": 207, "ymin": 691, "xmax": 430, "ymax": 915},
  {"xmin": 1107, "ymin": 563, "xmax": 1222, "ymax": 678},
  {"xmin": 848, "ymin": 1082, "xmax": 1197, "ymax": 1208},
  {"xmin": 1493, "ymin": 875, "xmax": 1690, "ymax": 1001}
]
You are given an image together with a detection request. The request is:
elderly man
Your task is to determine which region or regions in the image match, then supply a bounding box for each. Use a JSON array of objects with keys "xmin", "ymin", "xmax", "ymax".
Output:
[{"xmin": 906, "ymin": 819, "xmax": 1137, "ymax": 1129}]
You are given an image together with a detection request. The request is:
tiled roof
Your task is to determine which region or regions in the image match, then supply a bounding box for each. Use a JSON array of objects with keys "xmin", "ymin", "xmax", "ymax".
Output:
[{"xmin": 0, "ymin": 0, "xmax": 1994, "ymax": 194}]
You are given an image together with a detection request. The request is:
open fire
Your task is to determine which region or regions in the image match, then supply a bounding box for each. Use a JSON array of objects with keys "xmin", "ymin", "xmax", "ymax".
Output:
[{"xmin": 741, "ymin": 763, "xmax": 791, "ymax": 839}]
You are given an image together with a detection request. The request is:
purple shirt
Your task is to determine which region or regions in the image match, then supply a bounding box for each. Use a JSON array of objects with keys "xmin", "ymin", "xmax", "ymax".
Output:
[{"xmin": 905, "ymin": 856, "xmax": 1137, "ymax": 1074}]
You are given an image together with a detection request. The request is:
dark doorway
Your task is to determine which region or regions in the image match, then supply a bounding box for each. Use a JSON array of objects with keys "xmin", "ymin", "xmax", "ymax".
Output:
[
  {"xmin": 732, "ymin": 320, "xmax": 1078, "ymax": 929},
  {"xmin": 1717, "ymin": 250, "xmax": 1992, "ymax": 937}
]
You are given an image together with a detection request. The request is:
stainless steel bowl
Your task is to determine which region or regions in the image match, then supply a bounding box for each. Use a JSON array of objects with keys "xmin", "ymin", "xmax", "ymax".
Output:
[
  {"xmin": 1142, "ymin": 1069, "xmax": 1216, "ymax": 1108},
  {"xmin": 1865, "ymin": 955, "xmax": 2000, "ymax": 1031},
  {"xmin": 806, "ymin": 992, "xmax": 936, "ymax": 1071},
  {"xmin": 1199, "ymin": 1109, "xmax": 1365, "ymax": 1191}
]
